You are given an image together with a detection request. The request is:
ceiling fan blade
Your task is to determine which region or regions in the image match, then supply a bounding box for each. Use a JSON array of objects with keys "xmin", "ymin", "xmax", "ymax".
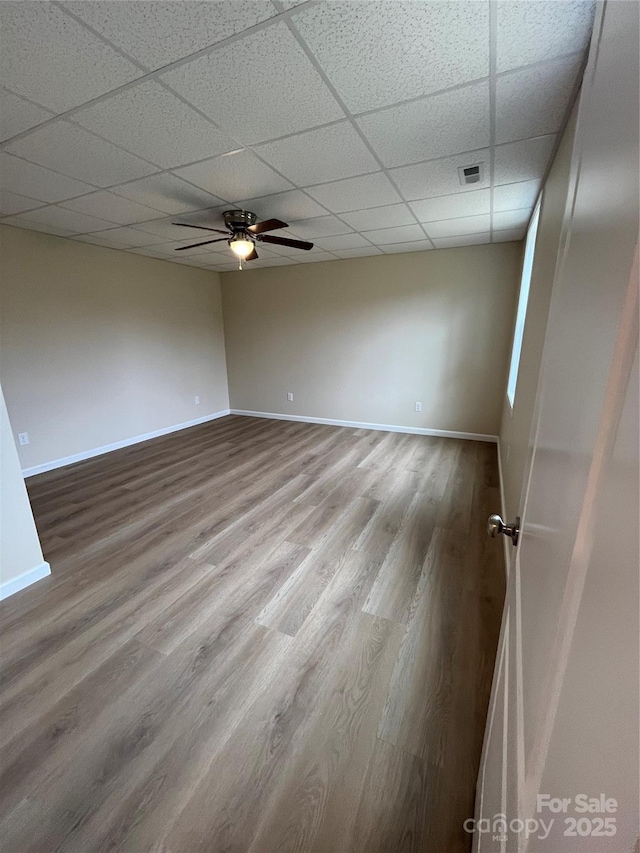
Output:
[
  {"xmin": 245, "ymin": 248, "xmax": 259, "ymax": 261},
  {"xmin": 247, "ymin": 218, "xmax": 288, "ymax": 235},
  {"xmin": 258, "ymin": 234, "xmax": 314, "ymax": 251},
  {"xmin": 172, "ymin": 223, "xmax": 228, "ymax": 234},
  {"xmin": 175, "ymin": 238, "xmax": 228, "ymax": 251}
]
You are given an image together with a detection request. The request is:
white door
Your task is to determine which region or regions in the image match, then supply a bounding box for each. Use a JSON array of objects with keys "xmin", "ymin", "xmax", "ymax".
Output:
[{"xmin": 473, "ymin": 2, "xmax": 639, "ymax": 851}]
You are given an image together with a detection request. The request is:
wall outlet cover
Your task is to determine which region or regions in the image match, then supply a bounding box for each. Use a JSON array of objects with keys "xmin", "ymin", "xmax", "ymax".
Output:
[
  {"xmin": 287, "ymin": 392, "xmax": 294, "ymax": 402},
  {"xmin": 414, "ymin": 402, "xmax": 422, "ymax": 413},
  {"xmin": 194, "ymin": 396, "xmax": 200, "ymax": 405},
  {"xmin": 18, "ymin": 432, "xmax": 30, "ymax": 445}
]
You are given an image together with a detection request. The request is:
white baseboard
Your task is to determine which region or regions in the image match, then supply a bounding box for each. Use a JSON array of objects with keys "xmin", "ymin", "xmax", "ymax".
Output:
[
  {"xmin": 22, "ymin": 409, "xmax": 231, "ymax": 478},
  {"xmin": 230, "ymin": 409, "xmax": 498, "ymax": 443},
  {"xmin": 0, "ymin": 561, "xmax": 51, "ymax": 601},
  {"xmin": 496, "ymin": 437, "xmax": 511, "ymax": 578}
]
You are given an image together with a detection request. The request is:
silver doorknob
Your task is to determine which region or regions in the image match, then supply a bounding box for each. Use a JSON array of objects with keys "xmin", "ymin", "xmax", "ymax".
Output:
[{"xmin": 487, "ymin": 514, "xmax": 520, "ymax": 546}]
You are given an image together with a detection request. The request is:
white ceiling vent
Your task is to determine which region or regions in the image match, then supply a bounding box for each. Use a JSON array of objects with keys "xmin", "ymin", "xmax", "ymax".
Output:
[{"xmin": 458, "ymin": 163, "xmax": 485, "ymax": 185}]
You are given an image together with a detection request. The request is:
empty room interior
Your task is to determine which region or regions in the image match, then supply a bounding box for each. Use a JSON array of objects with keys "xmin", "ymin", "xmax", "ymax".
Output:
[{"xmin": 0, "ymin": 1, "xmax": 638, "ymax": 851}]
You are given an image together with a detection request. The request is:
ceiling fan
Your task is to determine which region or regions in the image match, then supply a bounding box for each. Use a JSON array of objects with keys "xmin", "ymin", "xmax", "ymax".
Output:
[{"xmin": 172, "ymin": 209, "xmax": 314, "ymax": 267}]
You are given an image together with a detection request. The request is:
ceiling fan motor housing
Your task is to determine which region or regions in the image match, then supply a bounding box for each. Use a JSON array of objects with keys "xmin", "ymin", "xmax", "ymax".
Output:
[{"xmin": 223, "ymin": 210, "xmax": 257, "ymax": 233}]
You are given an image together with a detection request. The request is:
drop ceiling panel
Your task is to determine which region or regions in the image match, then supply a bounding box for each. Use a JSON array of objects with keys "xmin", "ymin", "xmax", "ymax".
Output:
[
  {"xmin": 0, "ymin": 152, "xmax": 95, "ymax": 202},
  {"xmin": 230, "ymin": 190, "xmax": 327, "ymax": 223},
  {"xmin": 16, "ymin": 204, "xmax": 116, "ymax": 233},
  {"xmin": 111, "ymin": 174, "xmax": 224, "ymax": 214},
  {"xmin": 424, "ymin": 214, "xmax": 491, "ymax": 239},
  {"xmin": 85, "ymin": 226, "xmax": 166, "ymax": 247},
  {"xmin": 496, "ymin": 1, "xmax": 595, "ymax": 73},
  {"xmin": 6, "ymin": 122, "xmax": 156, "ymax": 187},
  {"xmin": 494, "ymin": 135, "xmax": 557, "ymax": 185},
  {"xmin": 173, "ymin": 150, "xmax": 292, "ymax": 202},
  {"xmin": 304, "ymin": 172, "xmax": 401, "ymax": 213},
  {"xmin": 332, "ymin": 247, "xmax": 383, "ymax": 259},
  {"xmin": 0, "ymin": 189, "xmax": 43, "ymax": 216},
  {"xmin": 161, "ymin": 22, "xmax": 345, "ymax": 145},
  {"xmin": 72, "ymin": 81, "xmax": 237, "ymax": 169},
  {"xmin": 493, "ymin": 180, "xmax": 541, "ymax": 213},
  {"xmin": 0, "ymin": 2, "xmax": 593, "ymax": 263},
  {"xmin": 72, "ymin": 233, "xmax": 130, "ymax": 248},
  {"xmin": 61, "ymin": 191, "xmax": 165, "ymax": 225},
  {"xmin": 389, "ymin": 149, "xmax": 490, "ymax": 201},
  {"xmin": 357, "ymin": 82, "xmax": 490, "ymax": 168},
  {"xmin": 360, "ymin": 224, "xmax": 426, "ymax": 245},
  {"xmin": 496, "ymin": 56, "xmax": 583, "ymax": 144},
  {"xmin": 294, "ymin": 250, "xmax": 341, "ymax": 262},
  {"xmin": 0, "ymin": 2, "xmax": 140, "ymax": 113},
  {"xmin": 257, "ymin": 123, "xmax": 379, "ymax": 185},
  {"xmin": 313, "ymin": 233, "xmax": 373, "ymax": 251},
  {"xmin": 287, "ymin": 215, "xmax": 352, "ymax": 239},
  {"xmin": 493, "ymin": 228, "xmax": 526, "ymax": 242},
  {"xmin": 432, "ymin": 232, "xmax": 491, "ymax": 249},
  {"xmin": 410, "ymin": 189, "xmax": 491, "ymax": 223},
  {"xmin": 293, "ymin": 1, "xmax": 490, "ymax": 113},
  {"xmin": 492, "ymin": 208, "xmax": 531, "ymax": 231},
  {"xmin": 340, "ymin": 204, "xmax": 416, "ymax": 232},
  {"xmin": 381, "ymin": 240, "xmax": 433, "ymax": 254},
  {"xmin": 62, "ymin": 1, "xmax": 278, "ymax": 71},
  {"xmin": 0, "ymin": 89, "xmax": 53, "ymax": 143}
]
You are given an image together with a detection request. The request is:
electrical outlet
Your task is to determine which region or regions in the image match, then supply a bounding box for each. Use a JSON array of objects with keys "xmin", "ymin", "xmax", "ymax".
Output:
[
  {"xmin": 414, "ymin": 402, "xmax": 422, "ymax": 413},
  {"xmin": 18, "ymin": 432, "xmax": 29, "ymax": 446},
  {"xmin": 194, "ymin": 395, "xmax": 200, "ymax": 405},
  {"xmin": 287, "ymin": 392, "xmax": 294, "ymax": 402}
]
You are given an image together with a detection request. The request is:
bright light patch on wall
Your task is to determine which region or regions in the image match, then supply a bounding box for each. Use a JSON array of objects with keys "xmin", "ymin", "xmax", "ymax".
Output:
[{"xmin": 506, "ymin": 199, "xmax": 541, "ymax": 408}]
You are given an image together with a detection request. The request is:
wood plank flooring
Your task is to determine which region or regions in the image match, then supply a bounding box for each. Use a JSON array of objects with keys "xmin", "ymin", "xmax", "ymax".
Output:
[{"xmin": 0, "ymin": 415, "xmax": 505, "ymax": 852}]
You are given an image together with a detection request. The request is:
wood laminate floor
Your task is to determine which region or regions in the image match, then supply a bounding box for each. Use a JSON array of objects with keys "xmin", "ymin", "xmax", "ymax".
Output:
[{"xmin": 0, "ymin": 415, "xmax": 505, "ymax": 852}]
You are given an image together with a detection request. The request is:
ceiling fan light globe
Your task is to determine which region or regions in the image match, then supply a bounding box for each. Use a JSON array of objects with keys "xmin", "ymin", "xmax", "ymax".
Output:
[{"xmin": 229, "ymin": 238, "xmax": 254, "ymax": 259}]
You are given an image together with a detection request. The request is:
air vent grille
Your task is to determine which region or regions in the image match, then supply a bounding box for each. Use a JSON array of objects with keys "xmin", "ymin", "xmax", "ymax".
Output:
[{"xmin": 458, "ymin": 163, "xmax": 485, "ymax": 185}]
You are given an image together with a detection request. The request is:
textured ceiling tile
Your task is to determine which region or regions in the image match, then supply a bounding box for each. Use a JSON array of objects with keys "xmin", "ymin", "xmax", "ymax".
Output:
[
  {"xmin": 125, "ymin": 244, "xmax": 182, "ymax": 257},
  {"xmin": 0, "ymin": 217, "xmax": 76, "ymax": 237},
  {"xmin": 173, "ymin": 149, "xmax": 292, "ymax": 202},
  {"xmin": 72, "ymin": 81, "xmax": 236, "ymax": 169},
  {"xmin": 357, "ymin": 82, "xmax": 490, "ymax": 168},
  {"xmin": 380, "ymin": 240, "xmax": 433, "ymax": 254},
  {"xmin": 245, "ymin": 256, "xmax": 299, "ymax": 268},
  {"xmin": 0, "ymin": 152, "xmax": 95, "ymax": 202},
  {"xmin": 71, "ymin": 233, "xmax": 131, "ymax": 248},
  {"xmin": 161, "ymin": 23, "xmax": 344, "ymax": 145},
  {"xmin": 62, "ymin": 1, "xmax": 278, "ymax": 71},
  {"xmin": 61, "ymin": 191, "xmax": 165, "ymax": 225},
  {"xmin": 493, "ymin": 228, "xmax": 526, "ymax": 242},
  {"xmin": 493, "ymin": 180, "xmax": 541, "ymax": 213},
  {"xmin": 231, "ymin": 190, "xmax": 327, "ymax": 222},
  {"xmin": 340, "ymin": 203, "xmax": 415, "ymax": 232},
  {"xmin": 432, "ymin": 232, "xmax": 491, "ymax": 248},
  {"xmin": 304, "ymin": 172, "xmax": 401, "ymax": 213},
  {"xmin": 410, "ymin": 188, "xmax": 491, "ymax": 223},
  {"xmin": 6, "ymin": 122, "xmax": 156, "ymax": 187},
  {"xmin": 0, "ymin": 189, "xmax": 43, "ymax": 216},
  {"xmin": 293, "ymin": 250, "xmax": 340, "ymax": 262},
  {"xmin": 360, "ymin": 224, "xmax": 425, "ymax": 245},
  {"xmin": 16, "ymin": 204, "xmax": 117, "ymax": 234},
  {"xmin": 313, "ymin": 233, "xmax": 373, "ymax": 251},
  {"xmin": 0, "ymin": 89, "xmax": 53, "ymax": 143},
  {"xmin": 497, "ymin": 1, "xmax": 595, "ymax": 73},
  {"xmin": 0, "ymin": 2, "xmax": 140, "ymax": 112},
  {"xmin": 111, "ymin": 174, "xmax": 223, "ymax": 214},
  {"xmin": 331, "ymin": 247, "xmax": 383, "ymax": 259},
  {"xmin": 286, "ymin": 215, "xmax": 352, "ymax": 239},
  {"xmin": 134, "ymin": 216, "xmax": 227, "ymax": 241},
  {"xmin": 494, "ymin": 135, "xmax": 556, "ymax": 186},
  {"xmin": 493, "ymin": 208, "xmax": 532, "ymax": 231},
  {"xmin": 423, "ymin": 214, "xmax": 491, "ymax": 239},
  {"xmin": 389, "ymin": 148, "xmax": 490, "ymax": 201},
  {"xmin": 87, "ymin": 226, "xmax": 166, "ymax": 247},
  {"xmin": 496, "ymin": 55, "xmax": 582, "ymax": 144},
  {"xmin": 256, "ymin": 123, "xmax": 379, "ymax": 185},
  {"xmin": 293, "ymin": 1, "xmax": 489, "ymax": 113}
]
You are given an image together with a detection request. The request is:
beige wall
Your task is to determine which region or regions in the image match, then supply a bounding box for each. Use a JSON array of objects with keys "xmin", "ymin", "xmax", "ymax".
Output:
[
  {"xmin": 221, "ymin": 244, "xmax": 522, "ymax": 437},
  {"xmin": 0, "ymin": 225, "xmax": 229, "ymax": 472},
  {"xmin": 0, "ymin": 385, "xmax": 47, "ymax": 595},
  {"xmin": 499, "ymin": 105, "xmax": 578, "ymax": 520}
]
